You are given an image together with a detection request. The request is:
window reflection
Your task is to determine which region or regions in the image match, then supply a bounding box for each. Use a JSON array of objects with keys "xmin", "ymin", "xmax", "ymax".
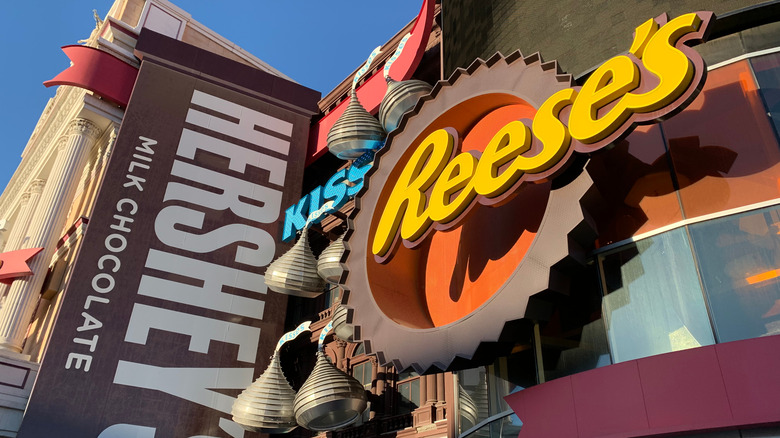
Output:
[
  {"xmin": 588, "ymin": 125, "xmax": 682, "ymax": 246},
  {"xmin": 540, "ymin": 266, "xmax": 611, "ymax": 380},
  {"xmin": 458, "ymin": 369, "xmax": 488, "ymax": 433},
  {"xmin": 544, "ymin": 318, "xmax": 611, "ymax": 379},
  {"xmin": 598, "ymin": 228, "xmax": 715, "ymax": 362},
  {"xmin": 456, "ymin": 352, "xmax": 534, "ymax": 436},
  {"xmin": 459, "ymin": 410, "xmax": 522, "ymax": 438},
  {"xmin": 397, "ymin": 371, "xmax": 420, "ymax": 414},
  {"xmin": 661, "ymin": 60, "xmax": 780, "ymax": 218},
  {"xmin": 352, "ymin": 361, "xmax": 372, "ymax": 390},
  {"xmin": 683, "ymin": 426, "xmax": 780, "ymax": 437},
  {"xmin": 752, "ymin": 52, "xmax": 780, "ymax": 136},
  {"xmin": 742, "ymin": 426, "xmax": 780, "ymax": 437},
  {"xmin": 689, "ymin": 206, "xmax": 780, "ymax": 342}
]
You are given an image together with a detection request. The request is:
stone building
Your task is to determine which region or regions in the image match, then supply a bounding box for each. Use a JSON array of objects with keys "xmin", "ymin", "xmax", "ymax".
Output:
[{"xmin": 2, "ymin": 0, "xmax": 780, "ymax": 437}]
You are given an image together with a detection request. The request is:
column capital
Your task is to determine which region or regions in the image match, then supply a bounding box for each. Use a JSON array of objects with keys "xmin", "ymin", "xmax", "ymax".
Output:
[
  {"xmin": 102, "ymin": 144, "xmax": 114, "ymax": 161},
  {"xmin": 28, "ymin": 179, "xmax": 46, "ymax": 194},
  {"xmin": 66, "ymin": 118, "xmax": 101, "ymax": 140},
  {"xmin": 108, "ymin": 124, "xmax": 119, "ymax": 141},
  {"xmin": 55, "ymin": 136, "xmax": 68, "ymax": 151},
  {"xmin": 19, "ymin": 193, "xmax": 31, "ymax": 204},
  {"xmin": 98, "ymin": 130, "xmax": 116, "ymax": 163}
]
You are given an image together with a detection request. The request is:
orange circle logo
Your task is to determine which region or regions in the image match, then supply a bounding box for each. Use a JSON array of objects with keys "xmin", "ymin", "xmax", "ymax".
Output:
[{"xmin": 344, "ymin": 11, "xmax": 714, "ymax": 372}]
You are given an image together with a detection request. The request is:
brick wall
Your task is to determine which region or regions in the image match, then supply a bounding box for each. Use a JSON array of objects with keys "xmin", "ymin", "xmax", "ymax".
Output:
[{"xmin": 442, "ymin": 0, "xmax": 765, "ymax": 78}]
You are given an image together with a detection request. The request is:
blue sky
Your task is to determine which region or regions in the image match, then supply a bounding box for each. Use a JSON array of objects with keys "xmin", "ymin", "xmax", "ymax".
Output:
[{"xmin": 0, "ymin": 0, "xmax": 423, "ymax": 190}]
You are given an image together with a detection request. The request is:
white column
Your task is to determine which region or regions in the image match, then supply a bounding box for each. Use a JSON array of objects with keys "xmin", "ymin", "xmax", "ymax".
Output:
[
  {"xmin": 84, "ymin": 127, "xmax": 116, "ymax": 218},
  {"xmin": 0, "ymin": 180, "xmax": 46, "ymax": 312},
  {"xmin": 3, "ymin": 180, "xmax": 45, "ymax": 252},
  {"xmin": 0, "ymin": 220, "xmax": 7, "ymax": 252},
  {"xmin": 63, "ymin": 154, "xmax": 95, "ymax": 227},
  {"xmin": 0, "ymin": 118, "xmax": 101, "ymax": 353},
  {"xmin": 2, "ymin": 195, "xmax": 30, "ymax": 254}
]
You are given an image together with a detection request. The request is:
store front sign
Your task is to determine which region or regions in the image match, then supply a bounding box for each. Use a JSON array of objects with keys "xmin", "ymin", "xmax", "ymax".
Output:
[
  {"xmin": 344, "ymin": 12, "xmax": 714, "ymax": 372},
  {"xmin": 282, "ymin": 155, "xmax": 372, "ymax": 241},
  {"xmin": 373, "ymin": 12, "xmax": 712, "ymax": 261},
  {"xmin": 19, "ymin": 31, "xmax": 319, "ymax": 438}
]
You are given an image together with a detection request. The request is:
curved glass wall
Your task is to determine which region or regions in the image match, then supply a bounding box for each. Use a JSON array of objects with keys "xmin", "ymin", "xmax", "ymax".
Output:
[
  {"xmin": 593, "ymin": 51, "xmax": 780, "ymax": 359},
  {"xmin": 459, "ymin": 410, "xmax": 522, "ymax": 438},
  {"xmin": 455, "ymin": 49, "xmax": 780, "ymax": 436},
  {"xmin": 690, "ymin": 206, "xmax": 780, "ymax": 342},
  {"xmin": 597, "ymin": 205, "xmax": 780, "ymax": 360},
  {"xmin": 456, "ymin": 345, "xmax": 538, "ymax": 436},
  {"xmin": 753, "ymin": 54, "xmax": 780, "ymax": 135},
  {"xmin": 599, "ymin": 228, "xmax": 715, "ymax": 362},
  {"xmin": 662, "ymin": 59, "xmax": 780, "ymax": 220},
  {"xmin": 589, "ymin": 53, "xmax": 780, "ymax": 248}
]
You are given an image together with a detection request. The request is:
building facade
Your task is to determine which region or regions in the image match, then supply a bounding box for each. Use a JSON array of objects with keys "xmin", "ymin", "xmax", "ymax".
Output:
[
  {"xmin": 0, "ymin": 0, "xmax": 317, "ymax": 436},
  {"xmin": 279, "ymin": 2, "xmax": 780, "ymax": 438},
  {"xmin": 1, "ymin": 1, "xmax": 779, "ymax": 438}
]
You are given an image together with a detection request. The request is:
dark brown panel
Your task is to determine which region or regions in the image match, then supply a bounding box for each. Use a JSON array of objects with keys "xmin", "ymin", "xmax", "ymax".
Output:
[
  {"xmin": 134, "ymin": 29, "xmax": 321, "ymax": 116},
  {"xmin": 19, "ymin": 40, "xmax": 316, "ymax": 438}
]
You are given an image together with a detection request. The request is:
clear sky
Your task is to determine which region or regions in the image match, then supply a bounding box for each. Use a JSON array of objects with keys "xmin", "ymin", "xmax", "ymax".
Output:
[{"xmin": 0, "ymin": 0, "xmax": 424, "ymax": 190}]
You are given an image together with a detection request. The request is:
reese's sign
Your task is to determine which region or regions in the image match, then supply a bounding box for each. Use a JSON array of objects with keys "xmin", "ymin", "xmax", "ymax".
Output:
[{"xmin": 344, "ymin": 12, "xmax": 714, "ymax": 372}]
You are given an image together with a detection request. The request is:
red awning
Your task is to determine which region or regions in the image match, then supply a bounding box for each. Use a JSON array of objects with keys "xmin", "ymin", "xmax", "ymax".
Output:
[
  {"xmin": 44, "ymin": 45, "xmax": 138, "ymax": 108},
  {"xmin": 306, "ymin": 0, "xmax": 435, "ymax": 166}
]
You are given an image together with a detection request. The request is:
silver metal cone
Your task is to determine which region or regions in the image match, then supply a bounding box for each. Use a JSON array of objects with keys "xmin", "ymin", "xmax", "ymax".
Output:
[
  {"xmin": 293, "ymin": 351, "xmax": 368, "ymax": 431},
  {"xmin": 473, "ymin": 374, "xmax": 489, "ymax": 421},
  {"xmin": 332, "ymin": 304, "xmax": 354, "ymax": 342},
  {"xmin": 265, "ymin": 231, "xmax": 325, "ymax": 298},
  {"xmin": 378, "ymin": 78, "xmax": 433, "ymax": 132},
  {"xmin": 471, "ymin": 374, "xmax": 490, "ymax": 437},
  {"xmin": 232, "ymin": 354, "xmax": 298, "ymax": 434},
  {"xmin": 327, "ymin": 90, "xmax": 386, "ymax": 160},
  {"xmin": 459, "ymin": 384, "xmax": 479, "ymax": 431},
  {"xmin": 317, "ymin": 233, "xmax": 346, "ymax": 284}
]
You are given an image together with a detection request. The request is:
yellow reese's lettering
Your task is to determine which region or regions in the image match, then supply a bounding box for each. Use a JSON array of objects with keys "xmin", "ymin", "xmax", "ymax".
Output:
[
  {"xmin": 569, "ymin": 13, "xmax": 704, "ymax": 143},
  {"xmin": 372, "ymin": 12, "xmax": 709, "ymax": 259},
  {"xmin": 372, "ymin": 128, "xmax": 455, "ymax": 258}
]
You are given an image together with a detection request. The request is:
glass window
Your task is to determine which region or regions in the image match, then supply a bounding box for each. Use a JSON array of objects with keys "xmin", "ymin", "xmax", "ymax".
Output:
[
  {"xmin": 397, "ymin": 370, "xmax": 418, "ymax": 381},
  {"xmin": 540, "ymin": 266, "xmax": 612, "ymax": 380},
  {"xmin": 598, "ymin": 228, "xmax": 715, "ymax": 363},
  {"xmin": 545, "ymin": 318, "xmax": 612, "ymax": 380},
  {"xmin": 457, "ymin": 357, "xmax": 532, "ymax": 435},
  {"xmin": 397, "ymin": 372, "xmax": 420, "ymax": 413},
  {"xmin": 742, "ymin": 426, "xmax": 780, "ymax": 437},
  {"xmin": 324, "ymin": 285, "xmax": 341, "ymax": 309},
  {"xmin": 672, "ymin": 428, "xmax": 780, "ymax": 438},
  {"xmin": 751, "ymin": 52, "xmax": 780, "ymax": 136},
  {"xmin": 682, "ymin": 431, "xmax": 740, "ymax": 438},
  {"xmin": 352, "ymin": 361, "xmax": 372, "ymax": 389},
  {"xmin": 588, "ymin": 124, "xmax": 683, "ymax": 246},
  {"xmin": 457, "ymin": 368, "xmax": 487, "ymax": 433},
  {"xmin": 661, "ymin": 60, "xmax": 780, "ymax": 219},
  {"xmin": 689, "ymin": 206, "xmax": 780, "ymax": 342},
  {"xmin": 459, "ymin": 410, "xmax": 523, "ymax": 438}
]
